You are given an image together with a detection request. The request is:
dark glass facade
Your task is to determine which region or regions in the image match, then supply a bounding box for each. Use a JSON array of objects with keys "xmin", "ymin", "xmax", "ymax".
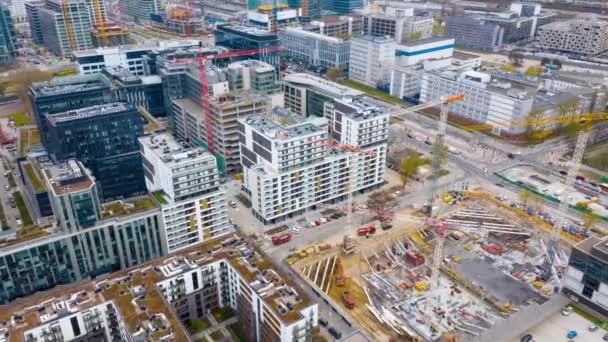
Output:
[
  {"xmin": 45, "ymin": 103, "xmax": 147, "ymax": 202},
  {"xmin": 214, "ymin": 25, "xmax": 281, "ymax": 67}
]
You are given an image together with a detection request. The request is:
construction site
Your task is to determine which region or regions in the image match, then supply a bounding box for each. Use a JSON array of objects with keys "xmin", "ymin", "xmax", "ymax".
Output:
[{"xmin": 288, "ymin": 191, "xmax": 567, "ymax": 341}]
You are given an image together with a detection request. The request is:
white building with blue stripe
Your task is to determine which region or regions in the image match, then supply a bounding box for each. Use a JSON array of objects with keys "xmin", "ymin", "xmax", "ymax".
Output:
[{"xmin": 394, "ymin": 37, "xmax": 455, "ymax": 66}]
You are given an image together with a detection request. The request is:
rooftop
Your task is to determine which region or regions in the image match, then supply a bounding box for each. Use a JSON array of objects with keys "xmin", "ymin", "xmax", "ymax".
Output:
[
  {"xmin": 72, "ymin": 39, "xmax": 201, "ymax": 58},
  {"xmin": 43, "ymin": 160, "xmax": 94, "ymax": 196},
  {"xmin": 574, "ymin": 236, "xmax": 608, "ymax": 261},
  {"xmin": 334, "ymin": 97, "xmax": 390, "ymax": 120},
  {"xmin": 398, "ymin": 36, "xmax": 454, "ymax": 47},
  {"xmin": 352, "ymin": 35, "xmax": 395, "ymax": 44},
  {"xmin": 452, "ymin": 50, "xmax": 481, "ymax": 61},
  {"xmin": 46, "ymin": 103, "xmax": 136, "ymax": 126},
  {"xmin": 101, "ymin": 196, "xmax": 158, "ymax": 220},
  {"xmin": 281, "ymin": 27, "xmax": 345, "ymax": 43},
  {"xmin": 30, "ymin": 74, "xmax": 112, "ymax": 98},
  {"xmin": 243, "ymin": 114, "xmax": 323, "ymax": 141},
  {"xmin": 310, "ymin": 13, "xmax": 362, "ymax": 24},
  {"xmin": 226, "ymin": 59, "xmax": 275, "ymax": 73},
  {"xmin": 283, "ymin": 73, "xmax": 363, "ymax": 98},
  {"xmin": 217, "ymin": 24, "xmax": 277, "ymax": 37},
  {"xmin": 139, "ymin": 133, "xmax": 213, "ymax": 166},
  {"xmin": 0, "ymin": 233, "xmax": 313, "ymax": 340},
  {"xmin": 103, "ymin": 66, "xmax": 141, "ymax": 84},
  {"xmin": 540, "ymin": 17, "xmax": 608, "ymax": 31}
]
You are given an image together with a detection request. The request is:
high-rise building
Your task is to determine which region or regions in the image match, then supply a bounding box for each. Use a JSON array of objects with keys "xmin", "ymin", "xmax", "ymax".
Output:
[
  {"xmin": 140, "ymin": 133, "xmax": 232, "ymax": 253},
  {"xmin": 248, "ymin": 4, "xmax": 301, "ymax": 32},
  {"xmin": 3, "ymin": 233, "xmax": 318, "ymax": 342},
  {"xmin": 215, "ymin": 25, "xmax": 281, "ymax": 66},
  {"xmin": 279, "ymin": 27, "xmax": 350, "ymax": 72},
  {"xmin": 348, "ymin": 35, "xmax": 396, "ymax": 88},
  {"xmin": 29, "ymin": 74, "xmax": 114, "ymax": 148},
  {"xmin": 44, "ymin": 103, "xmax": 147, "ymax": 202},
  {"xmin": 323, "ymin": 0, "xmax": 363, "ymax": 15},
  {"xmin": 119, "ymin": 0, "xmax": 163, "ymax": 22},
  {"xmin": 26, "ymin": 1, "xmax": 45, "ymax": 45},
  {"xmin": 8, "ymin": 0, "xmax": 26, "ymax": 23},
  {"xmin": 361, "ymin": 7, "xmax": 434, "ymax": 43},
  {"xmin": 281, "ymin": 72, "xmax": 363, "ymax": 118},
  {"xmin": 287, "ymin": 0, "xmax": 320, "ymax": 22},
  {"xmin": 224, "ymin": 59, "xmax": 280, "ymax": 95},
  {"xmin": 239, "ymin": 97, "xmax": 388, "ymax": 224},
  {"xmin": 0, "ymin": 3, "xmax": 17, "ymax": 66},
  {"xmin": 0, "ymin": 159, "xmax": 166, "ymax": 304},
  {"xmin": 38, "ymin": 0, "xmax": 95, "ymax": 57},
  {"xmin": 536, "ymin": 18, "xmax": 608, "ymax": 57},
  {"xmin": 444, "ymin": 16, "xmax": 504, "ymax": 52}
]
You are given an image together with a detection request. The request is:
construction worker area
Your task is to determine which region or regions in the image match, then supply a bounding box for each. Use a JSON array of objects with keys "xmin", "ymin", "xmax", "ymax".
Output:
[{"xmin": 287, "ymin": 191, "xmax": 570, "ymax": 341}]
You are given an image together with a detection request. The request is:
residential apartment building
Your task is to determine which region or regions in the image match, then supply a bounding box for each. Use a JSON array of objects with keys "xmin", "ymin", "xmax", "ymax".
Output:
[
  {"xmin": 119, "ymin": 0, "xmax": 163, "ymax": 22},
  {"xmin": 564, "ymin": 236, "xmax": 608, "ymax": 316},
  {"xmin": 420, "ymin": 69, "xmax": 535, "ymax": 135},
  {"xmin": 0, "ymin": 3, "xmax": 17, "ymax": 65},
  {"xmin": 536, "ymin": 18, "xmax": 608, "ymax": 56},
  {"xmin": 44, "ymin": 103, "xmax": 147, "ymax": 202},
  {"xmin": 6, "ymin": 233, "xmax": 318, "ymax": 342},
  {"xmin": 215, "ymin": 25, "xmax": 281, "ymax": 66},
  {"xmin": 172, "ymin": 91, "xmax": 271, "ymax": 173},
  {"xmin": 306, "ymin": 14, "xmax": 363, "ymax": 38},
  {"xmin": 73, "ymin": 40, "xmax": 200, "ymax": 75},
  {"xmin": 140, "ymin": 133, "xmax": 232, "ymax": 253},
  {"xmin": 279, "ymin": 27, "xmax": 350, "ymax": 72},
  {"xmin": 37, "ymin": 0, "xmax": 96, "ymax": 57},
  {"xmin": 26, "ymin": 1, "xmax": 45, "ymax": 44},
  {"xmin": 29, "ymin": 73, "xmax": 114, "ymax": 147},
  {"xmin": 240, "ymin": 97, "xmax": 388, "ymax": 224},
  {"xmin": 0, "ymin": 160, "xmax": 166, "ymax": 304},
  {"xmin": 444, "ymin": 16, "xmax": 504, "ymax": 52},
  {"xmin": 348, "ymin": 35, "xmax": 396, "ymax": 88},
  {"xmin": 282, "ymin": 72, "xmax": 363, "ymax": 118}
]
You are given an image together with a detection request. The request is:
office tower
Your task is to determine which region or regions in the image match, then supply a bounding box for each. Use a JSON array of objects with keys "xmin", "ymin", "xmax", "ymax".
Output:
[
  {"xmin": 239, "ymin": 97, "xmax": 388, "ymax": 224},
  {"xmin": 44, "ymin": 102, "xmax": 147, "ymax": 201},
  {"xmin": 323, "ymin": 0, "xmax": 363, "ymax": 15},
  {"xmin": 215, "ymin": 24, "xmax": 281, "ymax": 66},
  {"xmin": 26, "ymin": 1, "xmax": 45, "ymax": 44},
  {"xmin": 248, "ymin": 4, "xmax": 301, "ymax": 32},
  {"xmin": 287, "ymin": 0, "xmax": 320, "ymax": 22},
  {"xmin": 140, "ymin": 132, "xmax": 232, "ymax": 253},
  {"xmin": 119, "ymin": 0, "xmax": 164, "ymax": 22},
  {"xmin": 348, "ymin": 35, "xmax": 396, "ymax": 88},
  {"xmin": 444, "ymin": 16, "xmax": 504, "ymax": 52},
  {"xmin": 0, "ymin": 3, "xmax": 17, "ymax": 65},
  {"xmin": 38, "ymin": 0, "xmax": 95, "ymax": 57},
  {"xmin": 536, "ymin": 18, "xmax": 608, "ymax": 57},
  {"xmin": 279, "ymin": 27, "xmax": 350, "ymax": 72},
  {"xmin": 306, "ymin": 14, "xmax": 363, "ymax": 38}
]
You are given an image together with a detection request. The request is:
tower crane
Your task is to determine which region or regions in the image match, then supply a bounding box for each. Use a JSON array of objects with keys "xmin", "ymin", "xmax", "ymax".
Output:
[{"xmin": 172, "ymin": 45, "xmax": 287, "ymax": 160}]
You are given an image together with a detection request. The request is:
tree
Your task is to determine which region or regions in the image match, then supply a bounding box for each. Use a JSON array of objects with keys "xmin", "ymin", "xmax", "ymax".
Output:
[
  {"xmin": 326, "ymin": 67, "xmax": 343, "ymax": 81},
  {"xmin": 540, "ymin": 57, "xmax": 551, "ymax": 65},
  {"xmin": 432, "ymin": 18, "xmax": 444, "ymax": 35},
  {"xmin": 524, "ymin": 66, "xmax": 540, "ymax": 76},
  {"xmin": 367, "ymin": 190, "xmax": 398, "ymax": 218},
  {"xmin": 11, "ymin": 65, "xmax": 52, "ymax": 114},
  {"xmin": 508, "ymin": 49, "xmax": 525, "ymax": 67},
  {"xmin": 398, "ymin": 153, "xmax": 428, "ymax": 189},
  {"xmin": 582, "ymin": 212, "xmax": 601, "ymax": 232},
  {"xmin": 523, "ymin": 108, "xmax": 546, "ymax": 144},
  {"xmin": 409, "ymin": 31, "xmax": 423, "ymax": 41},
  {"xmin": 519, "ymin": 190, "xmax": 532, "ymax": 207},
  {"xmin": 501, "ymin": 65, "xmax": 516, "ymax": 72},
  {"xmin": 557, "ymin": 98, "xmax": 582, "ymax": 137}
]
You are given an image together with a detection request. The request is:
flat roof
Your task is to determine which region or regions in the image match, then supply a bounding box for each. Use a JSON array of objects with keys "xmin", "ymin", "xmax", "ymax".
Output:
[
  {"xmin": 30, "ymin": 74, "xmax": 112, "ymax": 98},
  {"xmin": 399, "ymin": 36, "xmax": 454, "ymax": 47},
  {"xmin": 453, "ymin": 50, "xmax": 481, "ymax": 60},
  {"xmin": 0, "ymin": 233, "xmax": 314, "ymax": 340},
  {"xmin": 283, "ymin": 73, "xmax": 363, "ymax": 98},
  {"xmin": 281, "ymin": 27, "xmax": 345, "ymax": 44},
  {"xmin": 100, "ymin": 196, "xmax": 158, "ymax": 220},
  {"xmin": 139, "ymin": 133, "xmax": 213, "ymax": 166},
  {"xmin": 217, "ymin": 24, "xmax": 277, "ymax": 37},
  {"xmin": 334, "ymin": 97, "xmax": 390, "ymax": 121},
  {"xmin": 72, "ymin": 40, "xmax": 201, "ymax": 58},
  {"xmin": 46, "ymin": 103, "xmax": 136, "ymax": 126},
  {"xmin": 43, "ymin": 160, "xmax": 94, "ymax": 196},
  {"xmin": 242, "ymin": 114, "xmax": 322, "ymax": 141}
]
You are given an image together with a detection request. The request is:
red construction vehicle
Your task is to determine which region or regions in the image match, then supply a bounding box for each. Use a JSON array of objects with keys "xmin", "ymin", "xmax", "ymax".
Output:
[
  {"xmin": 357, "ymin": 226, "xmax": 376, "ymax": 236},
  {"xmin": 271, "ymin": 234, "xmax": 291, "ymax": 246},
  {"xmin": 342, "ymin": 291, "xmax": 355, "ymax": 309}
]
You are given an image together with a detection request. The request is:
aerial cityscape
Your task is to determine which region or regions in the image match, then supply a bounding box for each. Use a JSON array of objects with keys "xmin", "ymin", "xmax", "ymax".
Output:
[{"xmin": 0, "ymin": 0, "xmax": 606, "ymax": 341}]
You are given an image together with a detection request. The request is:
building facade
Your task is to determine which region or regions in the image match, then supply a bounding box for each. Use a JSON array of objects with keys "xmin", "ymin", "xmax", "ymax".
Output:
[
  {"xmin": 348, "ymin": 35, "xmax": 396, "ymax": 88},
  {"xmin": 38, "ymin": 0, "xmax": 95, "ymax": 57},
  {"xmin": 536, "ymin": 18, "xmax": 608, "ymax": 56},
  {"xmin": 140, "ymin": 133, "xmax": 232, "ymax": 253},
  {"xmin": 215, "ymin": 25, "xmax": 281, "ymax": 67},
  {"xmin": 564, "ymin": 236, "xmax": 608, "ymax": 316},
  {"xmin": 26, "ymin": 1, "xmax": 45, "ymax": 45},
  {"xmin": 323, "ymin": 0, "xmax": 363, "ymax": 15},
  {"xmin": 119, "ymin": 0, "xmax": 163, "ymax": 22},
  {"xmin": 362, "ymin": 7, "xmax": 433, "ymax": 43},
  {"xmin": 102, "ymin": 66, "xmax": 165, "ymax": 116},
  {"xmin": 0, "ymin": 3, "xmax": 17, "ymax": 65},
  {"xmin": 444, "ymin": 16, "xmax": 504, "ymax": 52},
  {"xmin": 279, "ymin": 27, "xmax": 350, "ymax": 72},
  {"xmin": 287, "ymin": 0, "xmax": 320, "ymax": 23},
  {"xmin": 240, "ymin": 97, "xmax": 388, "ymax": 224},
  {"xmin": 44, "ymin": 103, "xmax": 147, "ymax": 202},
  {"xmin": 394, "ymin": 37, "xmax": 455, "ymax": 67},
  {"xmin": 224, "ymin": 60, "xmax": 280, "ymax": 95},
  {"xmin": 248, "ymin": 5, "xmax": 301, "ymax": 32},
  {"xmin": 307, "ymin": 14, "xmax": 363, "ymax": 38}
]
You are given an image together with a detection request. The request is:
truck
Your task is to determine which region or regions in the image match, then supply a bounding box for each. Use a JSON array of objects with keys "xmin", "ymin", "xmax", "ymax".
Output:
[
  {"xmin": 357, "ymin": 226, "xmax": 376, "ymax": 236},
  {"xmin": 271, "ymin": 234, "xmax": 292, "ymax": 246},
  {"xmin": 342, "ymin": 291, "xmax": 355, "ymax": 309}
]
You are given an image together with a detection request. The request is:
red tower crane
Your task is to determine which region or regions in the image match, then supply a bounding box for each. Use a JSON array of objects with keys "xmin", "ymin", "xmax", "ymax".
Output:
[{"xmin": 172, "ymin": 45, "xmax": 287, "ymax": 155}]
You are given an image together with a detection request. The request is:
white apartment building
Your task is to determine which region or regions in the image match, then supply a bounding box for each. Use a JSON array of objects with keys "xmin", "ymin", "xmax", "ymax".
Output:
[
  {"xmin": 348, "ymin": 35, "xmax": 396, "ymax": 88},
  {"xmin": 239, "ymin": 98, "xmax": 388, "ymax": 224},
  {"xmin": 420, "ymin": 69, "xmax": 535, "ymax": 135},
  {"xmin": 140, "ymin": 133, "xmax": 231, "ymax": 253}
]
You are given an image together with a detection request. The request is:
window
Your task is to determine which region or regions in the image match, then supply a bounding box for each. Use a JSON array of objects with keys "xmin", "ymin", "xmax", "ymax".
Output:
[{"xmin": 70, "ymin": 317, "xmax": 81, "ymax": 336}]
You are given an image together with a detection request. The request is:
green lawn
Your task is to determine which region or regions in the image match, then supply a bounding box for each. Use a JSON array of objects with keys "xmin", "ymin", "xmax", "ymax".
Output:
[
  {"xmin": 152, "ymin": 190, "xmax": 168, "ymax": 205},
  {"xmin": 52, "ymin": 68, "xmax": 79, "ymax": 77},
  {"xmin": 212, "ymin": 307, "xmax": 235, "ymax": 322},
  {"xmin": 14, "ymin": 191, "xmax": 33, "ymax": 226},
  {"xmin": 209, "ymin": 331, "xmax": 223, "ymax": 340},
  {"xmin": 7, "ymin": 172, "xmax": 15, "ymax": 187},
  {"xmin": 7, "ymin": 112, "xmax": 32, "ymax": 127},
  {"xmin": 24, "ymin": 163, "xmax": 45, "ymax": 192},
  {"xmin": 227, "ymin": 324, "xmax": 244, "ymax": 342},
  {"xmin": 339, "ymin": 80, "xmax": 406, "ymax": 106}
]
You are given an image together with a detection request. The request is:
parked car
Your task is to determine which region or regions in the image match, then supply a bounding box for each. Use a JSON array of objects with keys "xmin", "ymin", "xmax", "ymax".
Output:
[
  {"xmin": 561, "ymin": 306, "xmax": 573, "ymax": 316},
  {"xmin": 318, "ymin": 317, "xmax": 328, "ymax": 327},
  {"xmin": 603, "ymin": 333, "xmax": 608, "ymax": 341},
  {"xmin": 381, "ymin": 223, "xmax": 393, "ymax": 230},
  {"xmin": 520, "ymin": 334, "xmax": 533, "ymax": 342},
  {"xmin": 328, "ymin": 327, "xmax": 342, "ymax": 339},
  {"xmin": 589, "ymin": 325, "xmax": 599, "ymax": 332},
  {"xmin": 229, "ymin": 201, "xmax": 237, "ymax": 208}
]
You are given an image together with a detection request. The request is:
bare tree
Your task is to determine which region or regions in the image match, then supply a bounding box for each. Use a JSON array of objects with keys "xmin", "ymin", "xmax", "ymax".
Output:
[
  {"xmin": 11, "ymin": 65, "xmax": 52, "ymax": 114},
  {"xmin": 508, "ymin": 49, "xmax": 525, "ymax": 67}
]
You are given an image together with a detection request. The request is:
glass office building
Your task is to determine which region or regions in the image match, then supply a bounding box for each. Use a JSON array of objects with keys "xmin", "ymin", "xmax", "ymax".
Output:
[{"xmin": 214, "ymin": 25, "xmax": 281, "ymax": 67}]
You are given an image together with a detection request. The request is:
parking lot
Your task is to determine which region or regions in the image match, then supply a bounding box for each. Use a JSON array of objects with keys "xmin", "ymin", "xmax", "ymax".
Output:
[{"xmin": 511, "ymin": 309, "xmax": 606, "ymax": 342}]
